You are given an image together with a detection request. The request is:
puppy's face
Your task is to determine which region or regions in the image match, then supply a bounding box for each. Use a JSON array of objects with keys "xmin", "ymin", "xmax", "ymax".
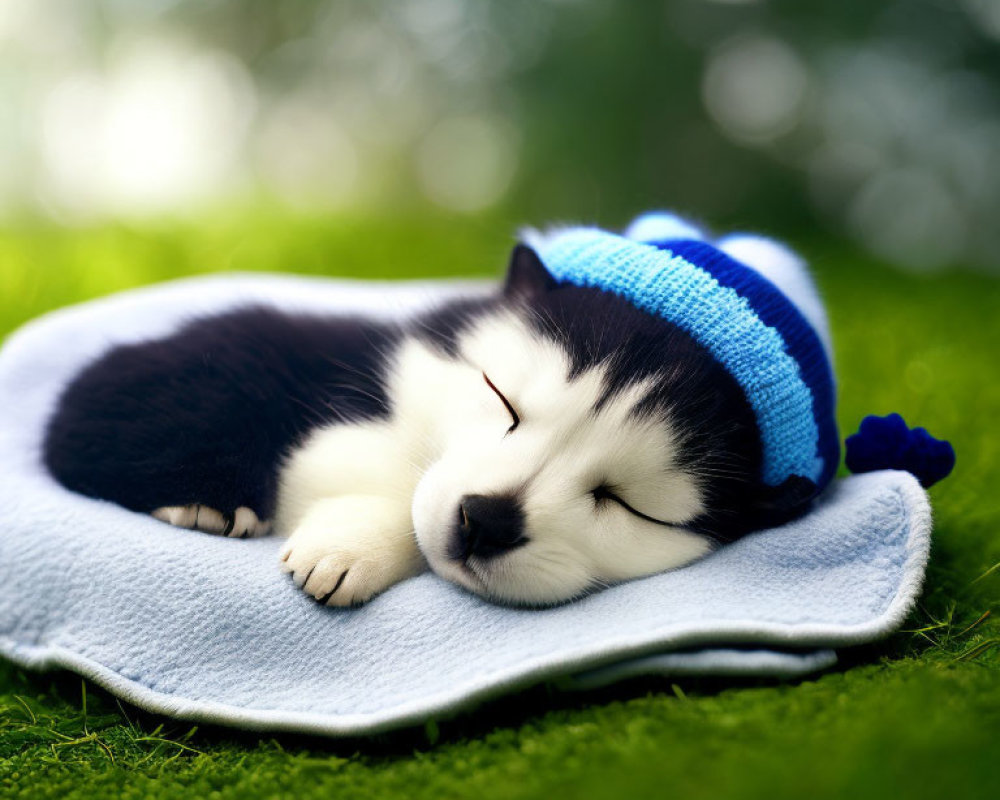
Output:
[{"xmin": 410, "ymin": 308, "xmax": 714, "ymax": 605}]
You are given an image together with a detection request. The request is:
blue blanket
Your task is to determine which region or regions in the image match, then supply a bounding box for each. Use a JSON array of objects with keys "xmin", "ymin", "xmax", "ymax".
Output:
[{"xmin": 0, "ymin": 274, "xmax": 931, "ymax": 736}]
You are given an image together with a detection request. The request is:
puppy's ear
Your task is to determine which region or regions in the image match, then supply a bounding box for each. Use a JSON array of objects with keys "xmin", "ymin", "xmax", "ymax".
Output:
[
  {"xmin": 504, "ymin": 244, "xmax": 558, "ymax": 301},
  {"xmin": 748, "ymin": 475, "xmax": 818, "ymax": 529}
]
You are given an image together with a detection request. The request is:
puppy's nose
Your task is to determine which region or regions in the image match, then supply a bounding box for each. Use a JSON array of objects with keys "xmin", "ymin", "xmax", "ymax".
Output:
[{"xmin": 454, "ymin": 494, "xmax": 528, "ymax": 560}]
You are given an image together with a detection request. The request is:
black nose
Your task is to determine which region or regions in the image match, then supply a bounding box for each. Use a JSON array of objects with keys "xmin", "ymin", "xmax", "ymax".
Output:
[{"xmin": 453, "ymin": 494, "xmax": 528, "ymax": 560}]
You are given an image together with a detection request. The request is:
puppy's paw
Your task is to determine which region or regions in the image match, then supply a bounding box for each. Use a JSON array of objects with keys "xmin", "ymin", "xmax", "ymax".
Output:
[
  {"xmin": 151, "ymin": 504, "xmax": 271, "ymax": 537},
  {"xmin": 229, "ymin": 506, "xmax": 272, "ymax": 538},
  {"xmin": 278, "ymin": 495, "xmax": 425, "ymax": 606},
  {"xmin": 279, "ymin": 538, "xmax": 388, "ymax": 607}
]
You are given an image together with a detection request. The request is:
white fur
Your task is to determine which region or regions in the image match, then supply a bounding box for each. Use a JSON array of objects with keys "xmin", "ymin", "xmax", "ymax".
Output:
[{"xmin": 275, "ymin": 309, "xmax": 711, "ymax": 606}]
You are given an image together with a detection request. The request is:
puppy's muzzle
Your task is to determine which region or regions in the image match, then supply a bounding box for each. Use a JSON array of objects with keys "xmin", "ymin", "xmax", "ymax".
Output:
[{"xmin": 452, "ymin": 494, "xmax": 529, "ymax": 561}]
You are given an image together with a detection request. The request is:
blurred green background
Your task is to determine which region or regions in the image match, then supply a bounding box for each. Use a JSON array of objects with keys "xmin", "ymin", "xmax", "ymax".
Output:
[
  {"xmin": 3, "ymin": 0, "xmax": 1000, "ymax": 272},
  {"xmin": 1, "ymin": 2, "xmax": 999, "ymax": 799}
]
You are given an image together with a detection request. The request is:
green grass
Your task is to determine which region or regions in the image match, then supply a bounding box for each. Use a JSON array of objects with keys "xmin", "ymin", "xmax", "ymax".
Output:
[{"xmin": 1, "ymin": 213, "xmax": 998, "ymax": 799}]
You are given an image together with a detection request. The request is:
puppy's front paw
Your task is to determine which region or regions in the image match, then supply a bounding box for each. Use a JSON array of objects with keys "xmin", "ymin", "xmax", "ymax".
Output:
[
  {"xmin": 278, "ymin": 495, "xmax": 425, "ymax": 607},
  {"xmin": 279, "ymin": 534, "xmax": 384, "ymax": 607}
]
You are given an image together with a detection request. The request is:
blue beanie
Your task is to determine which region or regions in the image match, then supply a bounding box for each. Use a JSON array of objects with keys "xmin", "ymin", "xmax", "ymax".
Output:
[{"xmin": 529, "ymin": 211, "xmax": 955, "ymax": 493}]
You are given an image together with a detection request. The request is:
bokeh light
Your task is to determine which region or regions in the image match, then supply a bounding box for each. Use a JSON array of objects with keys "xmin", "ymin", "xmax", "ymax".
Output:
[
  {"xmin": 702, "ymin": 34, "xmax": 808, "ymax": 146},
  {"xmin": 416, "ymin": 115, "xmax": 518, "ymax": 213}
]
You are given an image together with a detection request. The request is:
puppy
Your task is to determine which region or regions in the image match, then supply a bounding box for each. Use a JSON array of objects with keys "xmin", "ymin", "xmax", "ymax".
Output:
[{"xmin": 43, "ymin": 223, "xmax": 835, "ymax": 606}]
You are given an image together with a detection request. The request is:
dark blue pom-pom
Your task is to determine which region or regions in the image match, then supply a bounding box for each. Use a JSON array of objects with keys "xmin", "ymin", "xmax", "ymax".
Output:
[{"xmin": 845, "ymin": 413, "xmax": 955, "ymax": 488}]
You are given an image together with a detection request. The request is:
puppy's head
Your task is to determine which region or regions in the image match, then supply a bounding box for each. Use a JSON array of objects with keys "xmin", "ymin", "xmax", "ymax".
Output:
[{"xmin": 411, "ymin": 246, "xmax": 806, "ymax": 606}]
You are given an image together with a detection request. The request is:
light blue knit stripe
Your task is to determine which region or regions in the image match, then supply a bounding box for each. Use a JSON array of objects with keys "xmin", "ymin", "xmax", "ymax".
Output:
[{"xmin": 535, "ymin": 228, "xmax": 821, "ymax": 485}]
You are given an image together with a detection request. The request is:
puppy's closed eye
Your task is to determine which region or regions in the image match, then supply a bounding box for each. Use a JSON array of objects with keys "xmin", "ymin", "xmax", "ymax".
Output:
[
  {"xmin": 483, "ymin": 372, "xmax": 519, "ymax": 434},
  {"xmin": 591, "ymin": 484, "xmax": 673, "ymax": 526}
]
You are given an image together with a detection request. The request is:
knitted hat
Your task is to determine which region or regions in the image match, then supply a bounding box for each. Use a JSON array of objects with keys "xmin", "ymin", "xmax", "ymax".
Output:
[{"xmin": 528, "ymin": 211, "xmax": 955, "ymax": 494}]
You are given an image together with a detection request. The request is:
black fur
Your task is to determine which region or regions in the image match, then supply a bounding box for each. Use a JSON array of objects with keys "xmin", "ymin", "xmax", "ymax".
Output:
[
  {"xmin": 44, "ymin": 307, "xmax": 401, "ymax": 521},
  {"xmin": 407, "ymin": 295, "xmax": 501, "ymax": 357}
]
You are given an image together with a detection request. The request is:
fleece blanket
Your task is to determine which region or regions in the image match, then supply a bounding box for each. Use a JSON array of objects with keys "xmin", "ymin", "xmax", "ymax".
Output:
[{"xmin": 0, "ymin": 274, "xmax": 931, "ymax": 736}]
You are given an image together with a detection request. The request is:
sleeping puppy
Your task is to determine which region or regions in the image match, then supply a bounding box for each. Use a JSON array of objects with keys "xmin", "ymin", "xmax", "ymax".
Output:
[{"xmin": 43, "ymin": 230, "xmax": 831, "ymax": 607}]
